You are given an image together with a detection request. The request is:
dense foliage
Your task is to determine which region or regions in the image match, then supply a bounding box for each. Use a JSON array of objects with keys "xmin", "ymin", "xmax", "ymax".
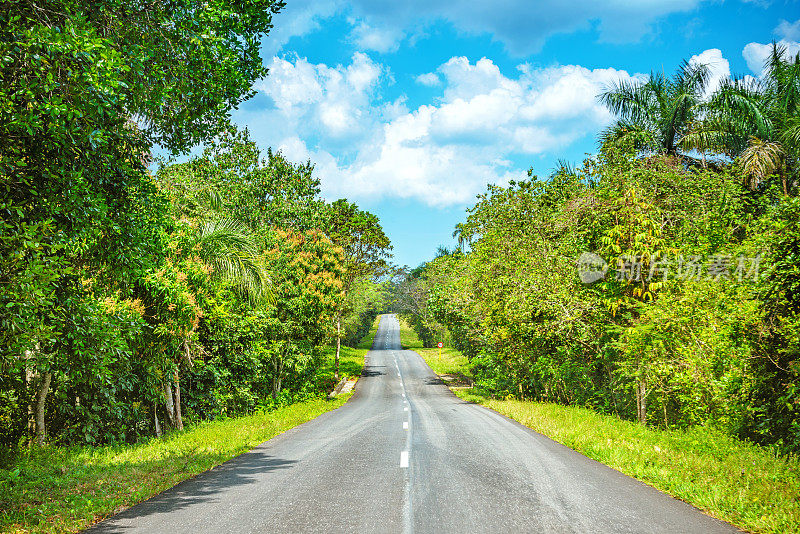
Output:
[
  {"xmin": 396, "ymin": 48, "xmax": 800, "ymax": 453},
  {"xmin": 1, "ymin": 3, "xmax": 390, "ymax": 449}
]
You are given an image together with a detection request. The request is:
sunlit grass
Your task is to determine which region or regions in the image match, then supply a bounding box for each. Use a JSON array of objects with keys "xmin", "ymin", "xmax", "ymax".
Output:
[
  {"xmin": 400, "ymin": 318, "xmax": 800, "ymax": 534},
  {"xmin": 0, "ymin": 396, "xmax": 352, "ymax": 534},
  {"xmin": 0, "ymin": 317, "xmax": 380, "ymax": 534},
  {"xmin": 398, "ymin": 317, "xmax": 424, "ymax": 350},
  {"xmin": 357, "ymin": 315, "xmax": 382, "ymax": 350},
  {"xmin": 399, "ymin": 319, "xmax": 470, "ymax": 376}
]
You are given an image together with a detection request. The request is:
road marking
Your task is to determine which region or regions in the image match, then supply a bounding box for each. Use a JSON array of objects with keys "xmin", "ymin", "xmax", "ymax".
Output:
[
  {"xmin": 403, "ymin": 421, "xmax": 408, "ymax": 430},
  {"xmin": 400, "ymin": 450, "xmax": 409, "ymax": 468}
]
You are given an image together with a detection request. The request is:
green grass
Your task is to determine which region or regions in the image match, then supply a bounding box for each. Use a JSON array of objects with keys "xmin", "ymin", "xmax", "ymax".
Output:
[
  {"xmin": 0, "ymin": 396, "xmax": 352, "ymax": 534},
  {"xmin": 0, "ymin": 318, "xmax": 381, "ymax": 534},
  {"xmin": 357, "ymin": 314, "xmax": 382, "ymax": 350},
  {"xmin": 315, "ymin": 343, "xmax": 370, "ymax": 392},
  {"xmin": 399, "ymin": 319, "xmax": 800, "ymax": 534},
  {"xmin": 398, "ymin": 318, "xmax": 471, "ymax": 377},
  {"xmin": 398, "ymin": 317, "xmax": 424, "ymax": 350}
]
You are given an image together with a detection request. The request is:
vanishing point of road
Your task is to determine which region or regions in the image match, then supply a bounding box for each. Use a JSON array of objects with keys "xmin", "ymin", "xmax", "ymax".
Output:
[{"xmin": 87, "ymin": 314, "xmax": 739, "ymax": 534}]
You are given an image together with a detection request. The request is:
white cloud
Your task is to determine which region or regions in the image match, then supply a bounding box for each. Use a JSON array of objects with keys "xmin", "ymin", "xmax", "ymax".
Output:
[
  {"xmin": 743, "ymin": 18, "xmax": 800, "ymax": 75},
  {"xmin": 256, "ymin": 52, "xmax": 384, "ymax": 142},
  {"xmin": 262, "ymin": 0, "xmax": 706, "ymax": 58},
  {"xmin": 347, "ymin": 0, "xmax": 703, "ymax": 55},
  {"xmin": 349, "ymin": 21, "xmax": 404, "ymax": 53},
  {"xmin": 415, "ymin": 72, "xmax": 441, "ymax": 87},
  {"xmin": 743, "ymin": 40, "xmax": 800, "ymax": 74},
  {"xmin": 776, "ymin": 18, "xmax": 800, "ymax": 40},
  {"xmin": 345, "ymin": 52, "xmax": 383, "ymax": 92},
  {"xmin": 689, "ymin": 48, "xmax": 730, "ymax": 95},
  {"xmin": 241, "ymin": 55, "xmax": 641, "ymax": 207}
]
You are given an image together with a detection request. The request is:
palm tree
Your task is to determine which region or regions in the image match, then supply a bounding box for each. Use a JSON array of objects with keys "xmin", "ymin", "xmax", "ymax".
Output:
[
  {"xmin": 688, "ymin": 43, "xmax": 800, "ymax": 193},
  {"xmin": 599, "ymin": 60, "xmax": 711, "ymax": 157},
  {"xmin": 187, "ymin": 217, "xmax": 270, "ymax": 301},
  {"xmin": 153, "ymin": 215, "xmax": 271, "ymax": 432}
]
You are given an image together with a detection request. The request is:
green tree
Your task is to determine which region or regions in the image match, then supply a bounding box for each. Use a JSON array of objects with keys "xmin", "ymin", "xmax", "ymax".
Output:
[
  {"xmin": 1, "ymin": 0, "xmax": 283, "ymax": 445},
  {"xmin": 263, "ymin": 229, "xmax": 343, "ymax": 401},
  {"xmin": 157, "ymin": 127, "xmax": 326, "ymax": 231},
  {"xmin": 139, "ymin": 214, "xmax": 267, "ymax": 432},
  {"xmin": 599, "ymin": 61, "xmax": 710, "ymax": 157},
  {"xmin": 693, "ymin": 44, "xmax": 800, "ymax": 193},
  {"xmin": 327, "ymin": 200, "xmax": 392, "ymax": 379}
]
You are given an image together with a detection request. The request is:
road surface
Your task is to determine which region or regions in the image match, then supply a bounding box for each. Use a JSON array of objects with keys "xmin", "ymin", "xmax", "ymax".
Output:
[{"xmin": 87, "ymin": 314, "xmax": 739, "ymax": 533}]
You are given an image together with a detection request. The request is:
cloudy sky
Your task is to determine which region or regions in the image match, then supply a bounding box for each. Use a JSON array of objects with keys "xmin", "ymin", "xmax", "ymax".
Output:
[{"xmin": 233, "ymin": 0, "xmax": 800, "ymax": 267}]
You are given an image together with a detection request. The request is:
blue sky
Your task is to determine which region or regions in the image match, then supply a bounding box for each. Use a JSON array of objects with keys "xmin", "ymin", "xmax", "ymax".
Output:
[{"xmin": 231, "ymin": 0, "xmax": 800, "ymax": 268}]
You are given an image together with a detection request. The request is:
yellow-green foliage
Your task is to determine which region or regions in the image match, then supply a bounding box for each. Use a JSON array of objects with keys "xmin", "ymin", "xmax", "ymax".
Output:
[
  {"xmin": 357, "ymin": 314, "xmax": 382, "ymax": 350},
  {"xmin": 400, "ymin": 319, "xmax": 469, "ymax": 376},
  {"xmin": 398, "ymin": 317, "xmax": 424, "ymax": 350}
]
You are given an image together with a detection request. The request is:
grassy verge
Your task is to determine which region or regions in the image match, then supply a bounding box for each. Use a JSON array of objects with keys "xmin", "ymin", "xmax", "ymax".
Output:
[
  {"xmin": 399, "ymin": 319, "xmax": 800, "ymax": 534},
  {"xmin": 398, "ymin": 318, "xmax": 470, "ymax": 377},
  {"xmin": 315, "ymin": 343, "xmax": 370, "ymax": 392},
  {"xmin": 357, "ymin": 314, "xmax": 382, "ymax": 350},
  {"xmin": 0, "ymin": 396, "xmax": 352, "ymax": 534},
  {"xmin": 0, "ymin": 319, "xmax": 381, "ymax": 534}
]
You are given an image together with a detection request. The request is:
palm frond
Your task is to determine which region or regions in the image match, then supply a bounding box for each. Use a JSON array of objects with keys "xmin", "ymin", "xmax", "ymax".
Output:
[
  {"xmin": 781, "ymin": 116, "xmax": 800, "ymax": 151},
  {"xmin": 598, "ymin": 79, "xmax": 657, "ymax": 126},
  {"xmin": 738, "ymin": 137, "xmax": 786, "ymax": 190},
  {"xmin": 677, "ymin": 59, "xmax": 711, "ymax": 99},
  {"xmin": 711, "ymin": 77, "xmax": 772, "ymax": 140},
  {"xmin": 599, "ymin": 120, "xmax": 658, "ymax": 153},
  {"xmin": 191, "ymin": 218, "xmax": 273, "ymax": 303},
  {"xmin": 679, "ymin": 119, "xmax": 728, "ymax": 154},
  {"xmin": 202, "ymin": 188, "xmax": 225, "ymax": 213}
]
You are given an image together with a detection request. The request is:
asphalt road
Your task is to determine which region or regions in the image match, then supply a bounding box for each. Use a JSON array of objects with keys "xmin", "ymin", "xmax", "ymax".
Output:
[{"xmin": 87, "ymin": 314, "xmax": 740, "ymax": 534}]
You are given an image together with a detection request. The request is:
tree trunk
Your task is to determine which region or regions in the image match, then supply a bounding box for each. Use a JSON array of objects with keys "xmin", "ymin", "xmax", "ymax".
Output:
[
  {"xmin": 24, "ymin": 350, "xmax": 35, "ymax": 438},
  {"xmin": 173, "ymin": 369, "xmax": 183, "ymax": 431},
  {"xmin": 635, "ymin": 377, "xmax": 647, "ymax": 424},
  {"xmin": 163, "ymin": 380, "xmax": 175, "ymax": 426},
  {"xmin": 154, "ymin": 403, "xmax": 162, "ymax": 438},
  {"xmin": 335, "ymin": 315, "xmax": 341, "ymax": 380},
  {"xmin": 272, "ymin": 353, "xmax": 285, "ymax": 403},
  {"xmin": 35, "ymin": 371, "xmax": 52, "ymax": 446}
]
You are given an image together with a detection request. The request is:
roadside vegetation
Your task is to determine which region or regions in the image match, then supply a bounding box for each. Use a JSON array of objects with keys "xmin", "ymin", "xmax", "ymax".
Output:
[
  {"xmin": 2, "ymin": 3, "xmax": 391, "ymax": 531},
  {"xmin": 4, "ymin": 0, "xmax": 800, "ymax": 532},
  {"xmin": 393, "ymin": 47, "xmax": 800, "ymax": 460},
  {"xmin": 2, "ymin": 1, "xmax": 391, "ymax": 450},
  {"xmin": 396, "ymin": 51, "xmax": 800, "ymax": 520},
  {"xmin": 0, "ymin": 330, "xmax": 374, "ymax": 534},
  {"xmin": 400, "ymin": 321, "xmax": 800, "ymax": 534},
  {"xmin": 399, "ymin": 321, "xmax": 469, "ymax": 377}
]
